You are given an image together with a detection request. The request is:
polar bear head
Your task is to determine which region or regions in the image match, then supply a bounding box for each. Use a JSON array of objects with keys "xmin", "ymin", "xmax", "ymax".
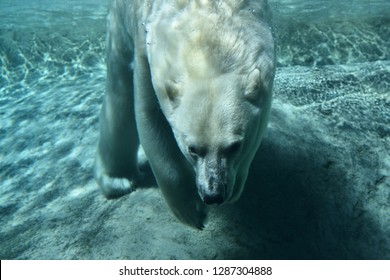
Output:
[
  {"xmin": 168, "ymin": 67, "xmax": 273, "ymax": 204},
  {"xmin": 150, "ymin": 61, "xmax": 274, "ymax": 204},
  {"xmin": 147, "ymin": 3, "xmax": 275, "ymax": 205}
]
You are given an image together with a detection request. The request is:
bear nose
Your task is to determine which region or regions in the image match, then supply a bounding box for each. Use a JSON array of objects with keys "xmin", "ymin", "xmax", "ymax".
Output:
[{"xmin": 203, "ymin": 193, "xmax": 224, "ymax": 205}]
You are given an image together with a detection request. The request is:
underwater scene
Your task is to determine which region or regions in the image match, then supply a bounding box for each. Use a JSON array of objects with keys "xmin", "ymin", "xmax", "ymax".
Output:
[{"xmin": 0, "ymin": 0, "xmax": 389, "ymax": 259}]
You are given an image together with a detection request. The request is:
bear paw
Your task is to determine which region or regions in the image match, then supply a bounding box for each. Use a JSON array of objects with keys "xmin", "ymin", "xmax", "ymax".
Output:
[
  {"xmin": 171, "ymin": 199, "xmax": 207, "ymax": 230},
  {"xmin": 96, "ymin": 172, "xmax": 135, "ymax": 199}
]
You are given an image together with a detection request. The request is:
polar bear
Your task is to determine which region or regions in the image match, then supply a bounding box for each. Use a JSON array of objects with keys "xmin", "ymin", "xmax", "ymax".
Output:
[{"xmin": 95, "ymin": 0, "xmax": 275, "ymax": 229}]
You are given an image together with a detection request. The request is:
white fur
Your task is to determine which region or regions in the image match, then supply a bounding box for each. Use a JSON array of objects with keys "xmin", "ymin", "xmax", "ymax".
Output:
[{"xmin": 95, "ymin": 0, "xmax": 275, "ymax": 229}]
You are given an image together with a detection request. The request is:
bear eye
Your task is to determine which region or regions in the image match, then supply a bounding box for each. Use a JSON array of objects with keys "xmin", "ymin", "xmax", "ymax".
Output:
[
  {"xmin": 224, "ymin": 141, "xmax": 242, "ymax": 154},
  {"xmin": 188, "ymin": 145, "xmax": 205, "ymax": 158}
]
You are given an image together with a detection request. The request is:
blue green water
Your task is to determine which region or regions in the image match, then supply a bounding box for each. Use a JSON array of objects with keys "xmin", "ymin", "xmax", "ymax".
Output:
[{"xmin": 0, "ymin": 0, "xmax": 389, "ymax": 259}]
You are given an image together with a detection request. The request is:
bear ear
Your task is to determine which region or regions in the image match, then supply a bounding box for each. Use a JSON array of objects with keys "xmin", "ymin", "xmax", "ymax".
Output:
[
  {"xmin": 244, "ymin": 68, "xmax": 264, "ymax": 105},
  {"xmin": 165, "ymin": 81, "xmax": 181, "ymax": 104}
]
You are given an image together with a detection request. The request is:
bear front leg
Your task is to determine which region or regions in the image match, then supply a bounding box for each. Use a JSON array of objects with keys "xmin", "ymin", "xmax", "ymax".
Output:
[
  {"xmin": 134, "ymin": 54, "xmax": 206, "ymax": 229},
  {"xmin": 94, "ymin": 7, "xmax": 139, "ymax": 199}
]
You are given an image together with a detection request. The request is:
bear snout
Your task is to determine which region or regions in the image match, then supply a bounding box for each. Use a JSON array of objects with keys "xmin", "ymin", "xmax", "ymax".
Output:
[
  {"xmin": 202, "ymin": 192, "xmax": 224, "ymax": 205},
  {"xmin": 197, "ymin": 175, "xmax": 226, "ymax": 205}
]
